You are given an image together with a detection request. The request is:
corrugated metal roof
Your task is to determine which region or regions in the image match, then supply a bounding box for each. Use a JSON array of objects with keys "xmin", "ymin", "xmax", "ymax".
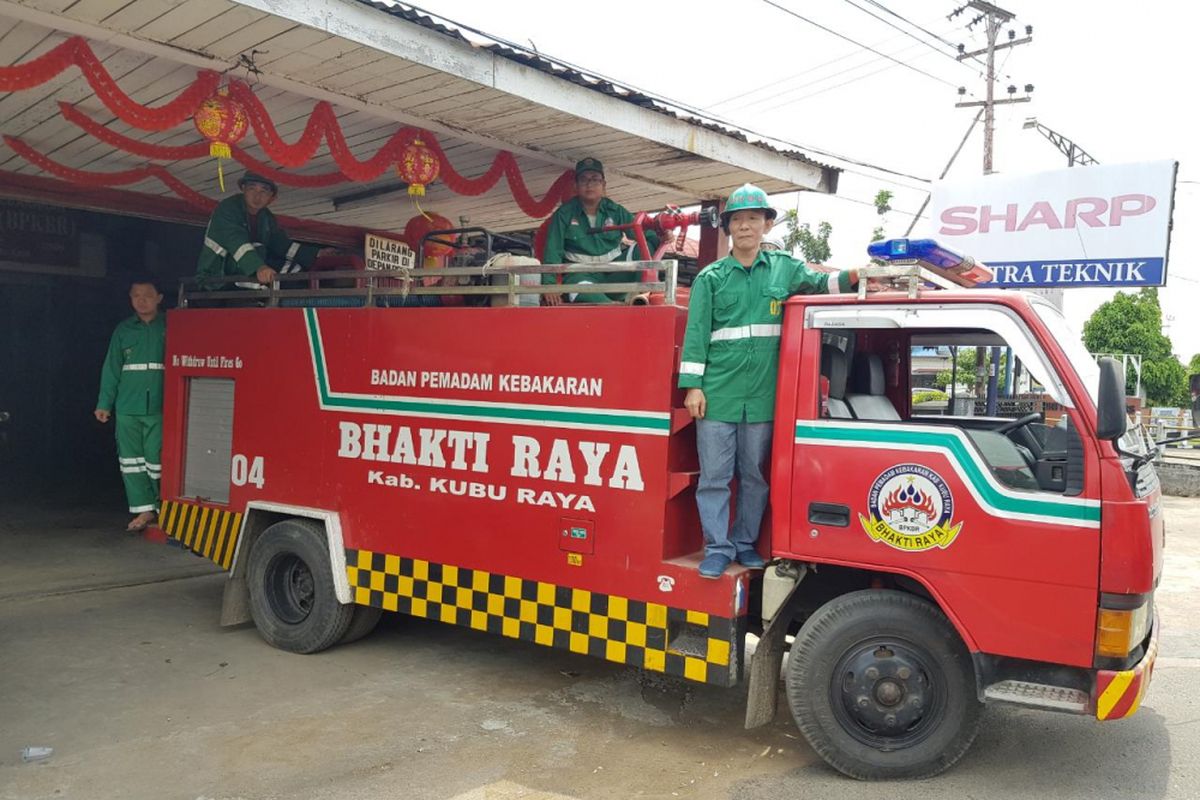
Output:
[
  {"xmin": 356, "ymin": 0, "xmax": 839, "ymax": 177},
  {"xmin": 0, "ymin": 0, "xmax": 841, "ymax": 236}
]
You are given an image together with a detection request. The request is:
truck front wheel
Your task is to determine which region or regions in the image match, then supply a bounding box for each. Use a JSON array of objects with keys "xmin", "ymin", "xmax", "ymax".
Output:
[
  {"xmin": 785, "ymin": 589, "xmax": 983, "ymax": 780},
  {"xmin": 247, "ymin": 518, "xmax": 354, "ymax": 654}
]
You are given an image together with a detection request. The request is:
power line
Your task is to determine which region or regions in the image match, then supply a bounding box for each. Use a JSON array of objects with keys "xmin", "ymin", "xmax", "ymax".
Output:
[
  {"xmin": 717, "ymin": 37, "xmax": 939, "ymax": 115},
  {"xmin": 760, "ymin": 0, "xmax": 963, "ymax": 90},
  {"xmin": 840, "ymin": 0, "xmax": 979, "ymax": 72},
  {"xmin": 707, "ymin": 27, "xmax": 914, "ymax": 108}
]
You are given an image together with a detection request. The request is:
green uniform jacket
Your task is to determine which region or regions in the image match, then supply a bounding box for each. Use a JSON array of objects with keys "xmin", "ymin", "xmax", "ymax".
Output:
[
  {"xmin": 678, "ymin": 250, "xmax": 854, "ymax": 423},
  {"xmin": 540, "ymin": 197, "xmax": 659, "ymax": 286},
  {"xmin": 97, "ymin": 314, "xmax": 166, "ymax": 416},
  {"xmin": 197, "ymin": 195, "xmax": 319, "ymax": 286}
]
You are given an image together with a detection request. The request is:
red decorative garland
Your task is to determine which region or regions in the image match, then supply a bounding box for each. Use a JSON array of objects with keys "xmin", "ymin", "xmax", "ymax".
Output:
[
  {"xmin": 2, "ymin": 136, "xmax": 216, "ymax": 211},
  {"xmin": 2, "ymin": 37, "xmax": 577, "ymax": 218},
  {"xmin": 59, "ymin": 102, "xmax": 351, "ymax": 188},
  {"xmin": 0, "ymin": 36, "xmax": 219, "ymax": 131},
  {"xmin": 228, "ymin": 80, "xmax": 575, "ymax": 216}
]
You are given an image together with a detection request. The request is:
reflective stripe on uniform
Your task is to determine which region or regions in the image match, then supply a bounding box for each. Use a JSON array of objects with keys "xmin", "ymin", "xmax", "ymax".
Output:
[
  {"xmin": 128, "ymin": 504, "xmax": 157, "ymax": 513},
  {"xmin": 122, "ymin": 363, "xmax": 165, "ymax": 371},
  {"xmin": 204, "ymin": 237, "xmax": 227, "ymax": 257},
  {"xmin": 233, "ymin": 243, "xmax": 257, "ymax": 263},
  {"xmin": 826, "ymin": 271, "xmax": 841, "ymax": 294},
  {"xmin": 564, "ymin": 247, "xmax": 623, "ymax": 265},
  {"xmin": 679, "ymin": 361, "xmax": 706, "ymax": 376},
  {"xmin": 119, "ymin": 457, "xmax": 145, "ymax": 465},
  {"xmin": 121, "ymin": 465, "xmax": 146, "ymax": 474},
  {"xmin": 286, "ymin": 242, "xmax": 300, "ymax": 260},
  {"xmin": 710, "ymin": 324, "xmax": 782, "ymax": 342}
]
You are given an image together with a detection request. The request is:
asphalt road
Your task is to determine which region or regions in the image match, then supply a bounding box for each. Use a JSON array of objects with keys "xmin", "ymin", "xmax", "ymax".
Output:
[{"xmin": 1, "ymin": 498, "xmax": 1197, "ymax": 800}]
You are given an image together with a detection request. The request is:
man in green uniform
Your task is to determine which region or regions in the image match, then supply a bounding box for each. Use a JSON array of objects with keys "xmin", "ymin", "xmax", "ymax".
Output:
[
  {"xmin": 197, "ymin": 171, "xmax": 333, "ymax": 289},
  {"xmin": 541, "ymin": 157, "xmax": 657, "ymax": 304},
  {"xmin": 94, "ymin": 279, "xmax": 167, "ymax": 531},
  {"xmin": 679, "ymin": 184, "xmax": 861, "ymax": 578}
]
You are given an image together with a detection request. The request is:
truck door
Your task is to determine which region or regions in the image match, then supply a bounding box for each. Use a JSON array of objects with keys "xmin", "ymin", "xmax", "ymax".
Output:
[{"xmin": 781, "ymin": 303, "xmax": 1102, "ymax": 669}]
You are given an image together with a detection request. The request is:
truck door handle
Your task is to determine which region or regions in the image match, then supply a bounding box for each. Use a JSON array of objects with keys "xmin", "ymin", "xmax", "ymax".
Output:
[{"xmin": 809, "ymin": 502, "xmax": 850, "ymax": 527}]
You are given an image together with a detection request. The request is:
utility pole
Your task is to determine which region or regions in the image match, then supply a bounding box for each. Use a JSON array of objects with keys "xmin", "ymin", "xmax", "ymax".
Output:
[{"xmin": 951, "ymin": 2, "xmax": 1033, "ymax": 174}]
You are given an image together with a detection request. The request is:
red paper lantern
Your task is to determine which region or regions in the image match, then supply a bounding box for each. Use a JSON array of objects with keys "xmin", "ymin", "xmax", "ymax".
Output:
[
  {"xmin": 193, "ymin": 87, "xmax": 249, "ymax": 190},
  {"xmin": 398, "ymin": 138, "xmax": 440, "ymax": 197},
  {"xmin": 404, "ymin": 212, "xmax": 456, "ymax": 259}
]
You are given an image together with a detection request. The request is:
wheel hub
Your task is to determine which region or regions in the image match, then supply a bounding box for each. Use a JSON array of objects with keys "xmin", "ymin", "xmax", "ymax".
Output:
[
  {"xmin": 265, "ymin": 553, "xmax": 316, "ymax": 625},
  {"xmin": 834, "ymin": 641, "xmax": 941, "ymax": 747}
]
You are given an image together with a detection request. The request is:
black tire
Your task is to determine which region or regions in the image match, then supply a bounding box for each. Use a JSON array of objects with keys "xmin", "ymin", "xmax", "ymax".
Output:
[
  {"xmin": 339, "ymin": 604, "xmax": 384, "ymax": 645},
  {"xmin": 246, "ymin": 518, "xmax": 354, "ymax": 654},
  {"xmin": 785, "ymin": 589, "xmax": 983, "ymax": 780}
]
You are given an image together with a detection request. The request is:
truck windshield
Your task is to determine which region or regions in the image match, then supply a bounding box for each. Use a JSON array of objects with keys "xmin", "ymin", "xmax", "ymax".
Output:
[
  {"xmin": 1030, "ymin": 297, "xmax": 1149, "ymax": 457},
  {"xmin": 1029, "ymin": 299, "xmax": 1099, "ymax": 408}
]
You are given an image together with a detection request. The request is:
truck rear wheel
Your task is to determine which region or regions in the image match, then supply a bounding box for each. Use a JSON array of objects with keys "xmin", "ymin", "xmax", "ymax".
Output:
[
  {"xmin": 340, "ymin": 604, "xmax": 383, "ymax": 644},
  {"xmin": 785, "ymin": 589, "xmax": 982, "ymax": 780},
  {"xmin": 247, "ymin": 518, "xmax": 353, "ymax": 654}
]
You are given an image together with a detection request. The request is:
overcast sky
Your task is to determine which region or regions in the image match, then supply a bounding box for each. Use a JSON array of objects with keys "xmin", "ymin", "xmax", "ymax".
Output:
[{"xmin": 412, "ymin": 0, "xmax": 1199, "ymax": 361}]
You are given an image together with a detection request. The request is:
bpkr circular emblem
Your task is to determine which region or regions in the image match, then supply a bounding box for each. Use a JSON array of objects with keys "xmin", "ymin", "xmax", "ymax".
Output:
[{"xmin": 859, "ymin": 464, "xmax": 963, "ymax": 552}]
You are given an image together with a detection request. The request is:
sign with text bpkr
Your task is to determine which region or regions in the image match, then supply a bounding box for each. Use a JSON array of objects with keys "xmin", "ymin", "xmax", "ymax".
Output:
[{"xmin": 929, "ymin": 160, "xmax": 1178, "ymax": 288}]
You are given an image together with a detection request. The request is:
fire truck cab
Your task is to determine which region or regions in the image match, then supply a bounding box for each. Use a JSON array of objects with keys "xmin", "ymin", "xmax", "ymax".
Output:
[{"xmin": 155, "ymin": 249, "xmax": 1161, "ymax": 780}]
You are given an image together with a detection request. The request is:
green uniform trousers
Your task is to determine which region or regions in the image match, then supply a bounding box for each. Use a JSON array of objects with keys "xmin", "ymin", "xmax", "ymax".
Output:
[{"xmin": 116, "ymin": 414, "xmax": 162, "ymax": 513}]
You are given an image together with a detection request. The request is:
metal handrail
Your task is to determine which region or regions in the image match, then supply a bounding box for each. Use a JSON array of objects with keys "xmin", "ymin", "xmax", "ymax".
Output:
[
  {"xmin": 856, "ymin": 263, "xmax": 961, "ymax": 299},
  {"xmin": 178, "ymin": 260, "xmax": 679, "ymax": 308}
]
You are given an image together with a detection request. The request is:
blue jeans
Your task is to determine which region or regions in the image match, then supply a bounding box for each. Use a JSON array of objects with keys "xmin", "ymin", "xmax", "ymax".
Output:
[{"xmin": 695, "ymin": 418, "xmax": 772, "ymax": 559}]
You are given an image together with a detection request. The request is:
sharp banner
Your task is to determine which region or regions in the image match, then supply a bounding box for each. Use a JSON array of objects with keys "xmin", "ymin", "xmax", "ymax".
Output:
[{"xmin": 930, "ymin": 160, "xmax": 1178, "ymax": 288}]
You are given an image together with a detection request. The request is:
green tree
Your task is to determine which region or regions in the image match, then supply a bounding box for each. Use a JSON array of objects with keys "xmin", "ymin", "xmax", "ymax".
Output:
[
  {"xmin": 933, "ymin": 347, "xmax": 1008, "ymax": 394},
  {"xmin": 1082, "ymin": 288, "xmax": 1189, "ymax": 406},
  {"xmin": 871, "ymin": 189, "xmax": 894, "ymax": 243},
  {"xmin": 1189, "ymin": 353, "xmax": 1200, "ymax": 375},
  {"xmin": 780, "ymin": 209, "xmax": 832, "ymax": 263}
]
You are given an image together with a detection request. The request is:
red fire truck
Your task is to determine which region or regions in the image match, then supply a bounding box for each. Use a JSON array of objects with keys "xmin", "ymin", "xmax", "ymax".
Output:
[{"xmin": 154, "ymin": 250, "xmax": 1160, "ymax": 780}]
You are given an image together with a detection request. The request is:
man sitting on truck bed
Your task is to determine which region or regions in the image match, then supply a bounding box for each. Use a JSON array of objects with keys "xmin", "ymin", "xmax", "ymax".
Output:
[
  {"xmin": 540, "ymin": 157, "xmax": 658, "ymax": 305},
  {"xmin": 679, "ymin": 183, "xmax": 860, "ymax": 578},
  {"xmin": 197, "ymin": 171, "xmax": 335, "ymax": 290}
]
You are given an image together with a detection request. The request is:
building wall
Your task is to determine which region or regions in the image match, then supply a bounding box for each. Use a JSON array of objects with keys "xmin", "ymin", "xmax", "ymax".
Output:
[{"xmin": 0, "ymin": 202, "xmax": 204, "ymax": 505}]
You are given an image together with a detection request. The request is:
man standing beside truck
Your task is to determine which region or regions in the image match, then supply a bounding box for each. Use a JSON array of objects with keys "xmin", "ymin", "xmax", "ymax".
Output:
[
  {"xmin": 679, "ymin": 184, "xmax": 859, "ymax": 578},
  {"xmin": 94, "ymin": 279, "xmax": 167, "ymax": 532}
]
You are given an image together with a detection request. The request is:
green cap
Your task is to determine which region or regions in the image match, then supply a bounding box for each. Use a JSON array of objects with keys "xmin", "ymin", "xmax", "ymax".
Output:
[
  {"xmin": 238, "ymin": 171, "xmax": 278, "ymax": 194},
  {"xmin": 575, "ymin": 157, "xmax": 604, "ymax": 178},
  {"xmin": 720, "ymin": 182, "xmax": 777, "ymax": 231}
]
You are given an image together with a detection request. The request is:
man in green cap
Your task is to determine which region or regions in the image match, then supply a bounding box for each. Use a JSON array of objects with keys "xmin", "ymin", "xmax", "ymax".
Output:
[
  {"xmin": 679, "ymin": 183, "xmax": 861, "ymax": 578},
  {"xmin": 197, "ymin": 171, "xmax": 334, "ymax": 289},
  {"xmin": 94, "ymin": 278, "xmax": 167, "ymax": 531},
  {"xmin": 541, "ymin": 157, "xmax": 658, "ymax": 304}
]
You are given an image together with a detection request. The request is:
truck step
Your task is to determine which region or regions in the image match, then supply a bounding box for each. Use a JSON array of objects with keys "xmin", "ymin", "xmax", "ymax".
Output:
[{"xmin": 983, "ymin": 680, "xmax": 1089, "ymax": 713}]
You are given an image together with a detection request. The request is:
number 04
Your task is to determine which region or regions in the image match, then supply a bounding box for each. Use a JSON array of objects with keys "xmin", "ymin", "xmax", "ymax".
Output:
[{"xmin": 231, "ymin": 454, "xmax": 265, "ymax": 488}]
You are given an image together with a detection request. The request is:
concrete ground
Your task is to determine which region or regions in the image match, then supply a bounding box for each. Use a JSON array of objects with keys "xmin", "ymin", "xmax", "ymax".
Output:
[{"xmin": 2, "ymin": 498, "xmax": 1198, "ymax": 800}]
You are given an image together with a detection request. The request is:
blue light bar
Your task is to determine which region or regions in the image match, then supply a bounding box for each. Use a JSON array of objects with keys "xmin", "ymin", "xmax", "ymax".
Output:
[{"xmin": 867, "ymin": 238, "xmax": 971, "ymax": 270}]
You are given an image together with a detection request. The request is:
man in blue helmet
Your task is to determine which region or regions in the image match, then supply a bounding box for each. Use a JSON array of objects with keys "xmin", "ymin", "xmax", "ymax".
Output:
[{"xmin": 679, "ymin": 183, "xmax": 861, "ymax": 578}]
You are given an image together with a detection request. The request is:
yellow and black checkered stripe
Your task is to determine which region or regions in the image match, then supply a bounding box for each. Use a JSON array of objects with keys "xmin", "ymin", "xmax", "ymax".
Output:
[
  {"xmin": 159, "ymin": 500, "xmax": 242, "ymax": 570},
  {"xmin": 346, "ymin": 548, "xmax": 742, "ymax": 686}
]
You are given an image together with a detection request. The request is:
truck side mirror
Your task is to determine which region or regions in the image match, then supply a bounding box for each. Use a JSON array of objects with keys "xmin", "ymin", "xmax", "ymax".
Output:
[{"xmin": 1096, "ymin": 357, "xmax": 1128, "ymax": 441}]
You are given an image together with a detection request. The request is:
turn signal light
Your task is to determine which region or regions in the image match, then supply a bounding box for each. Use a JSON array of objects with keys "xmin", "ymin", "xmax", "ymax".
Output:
[{"xmin": 1096, "ymin": 603, "xmax": 1149, "ymax": 659}]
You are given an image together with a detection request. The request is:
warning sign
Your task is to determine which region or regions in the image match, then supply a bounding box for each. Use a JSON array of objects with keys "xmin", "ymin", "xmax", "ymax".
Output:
[{"xmin": 365, "ymin": 233, "xmax": 414, "ymax": 272}]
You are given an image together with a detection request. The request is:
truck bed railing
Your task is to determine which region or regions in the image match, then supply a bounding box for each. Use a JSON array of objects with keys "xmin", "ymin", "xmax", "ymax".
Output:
[{"xmin": 177, "ymin": 260, "xmax": 679, "ymax": 308}]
